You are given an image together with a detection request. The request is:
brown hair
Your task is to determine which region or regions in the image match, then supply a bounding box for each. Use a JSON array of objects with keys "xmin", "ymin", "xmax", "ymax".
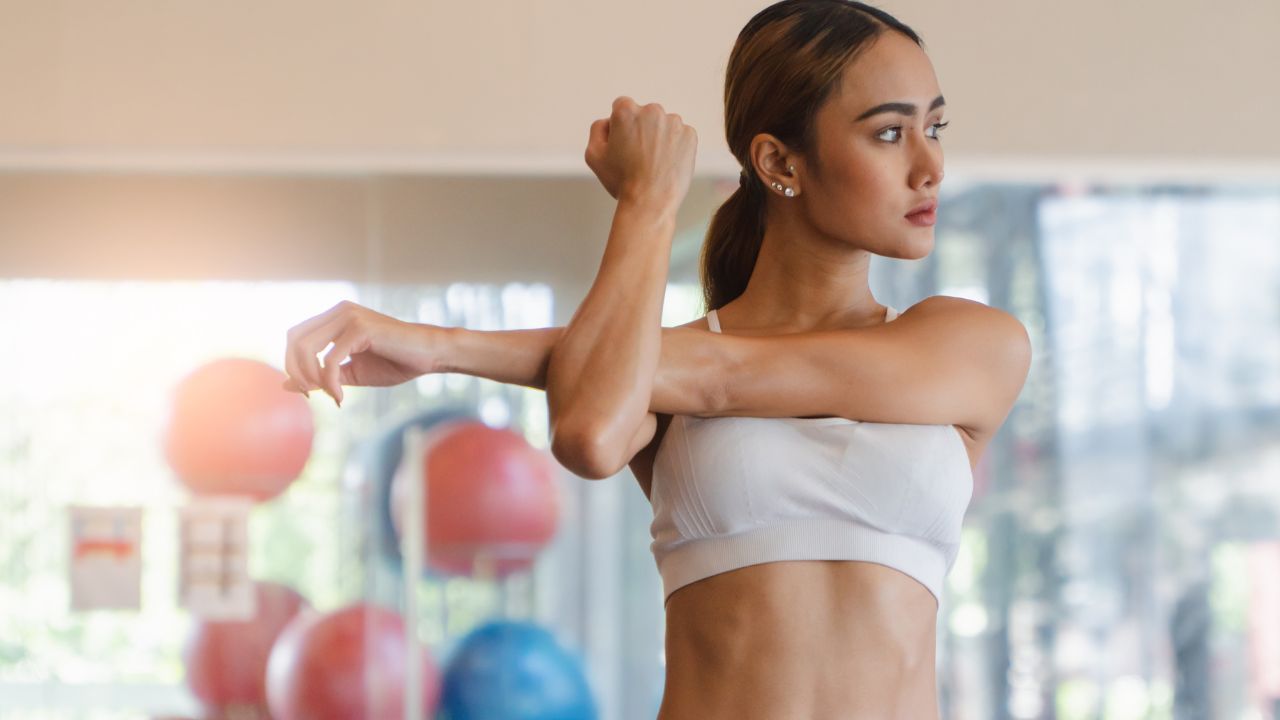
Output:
[{"xmin": 700, "ymin": 0, "xmax": 924, "ymax": 311}]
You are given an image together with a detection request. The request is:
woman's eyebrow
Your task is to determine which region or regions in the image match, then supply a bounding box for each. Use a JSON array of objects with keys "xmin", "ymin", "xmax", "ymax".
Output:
[{"xmin": 855, "ymin": 95, "xmax": 946, "ymax": 122}]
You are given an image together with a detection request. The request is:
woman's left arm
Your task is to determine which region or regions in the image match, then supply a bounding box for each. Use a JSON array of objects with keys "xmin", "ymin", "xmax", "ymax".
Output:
[
  {"xmin": 564, "ymin": 296, "xmax": 1029, "ymax": 478},
  {"xmin": 698, "ymin": 296, "xmax": 1032, "ymax": 436},
  {"xmin": 544, "ymin": 97, "xmax": 697, "ymax": 479},
  {"xmin": 545, "ymin": 201, "xmax": 679, "ymax": 477}
]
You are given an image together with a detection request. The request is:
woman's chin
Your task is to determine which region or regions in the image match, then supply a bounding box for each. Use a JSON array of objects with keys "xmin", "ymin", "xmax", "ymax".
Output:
[{"xmin": 885, "ymin": 233, "xmax": 935, "ymax": 260}]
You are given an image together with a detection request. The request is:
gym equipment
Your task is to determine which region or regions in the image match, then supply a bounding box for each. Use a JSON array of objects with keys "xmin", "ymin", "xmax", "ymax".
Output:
[
  {"xmin": 390, "ymin": 420, "xmax": 561, "ymax": 579},
  {"xmin": 439, "ymin": 619, "xmax": 597, "ymax": 720},
  {"xmin": 164, "ymin": 357, "xmax": 313, "ymax": 502},
  {"xmin": 265, "ymin": 602, "xmax": 440, "ymax": 720},
  {"xmin": 183, "ymin": 580, "xmax": 310, "ymax": 715},
  {"xmin": 351, "ymin": 407, "xmax": 470, "ymax": 569}
]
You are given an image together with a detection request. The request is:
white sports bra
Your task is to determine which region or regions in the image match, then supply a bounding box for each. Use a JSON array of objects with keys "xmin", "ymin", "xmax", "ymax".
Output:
[{"xmin": 648, "ymin": 305, "xmax": 973, "ymax": 608}]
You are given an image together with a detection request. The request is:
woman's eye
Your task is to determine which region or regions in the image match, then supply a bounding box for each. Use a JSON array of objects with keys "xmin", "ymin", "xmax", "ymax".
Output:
[
  {"xmin": 877, "ymin": 127, "xmax": 902, "ymax": 142},
  {"xmin": 878, "ymin": 121, "xmax": 950, "ymax": 143}
]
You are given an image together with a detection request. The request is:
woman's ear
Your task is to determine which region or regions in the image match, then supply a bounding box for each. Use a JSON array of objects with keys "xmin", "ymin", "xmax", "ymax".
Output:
[{"xmin": 747, "ymin": 133, "xmax": 793, "ymax": 193}]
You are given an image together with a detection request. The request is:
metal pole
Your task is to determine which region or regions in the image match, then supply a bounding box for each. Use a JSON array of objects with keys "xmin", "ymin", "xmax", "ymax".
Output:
[{"xmin": 400, "ymin": 426, "xmax": 426, "ymax": 720}]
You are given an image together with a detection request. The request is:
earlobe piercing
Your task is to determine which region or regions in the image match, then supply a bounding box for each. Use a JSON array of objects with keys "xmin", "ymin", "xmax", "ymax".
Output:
[
  {"xmin": 771, "ymin": 181, "xmax": 796, "ymax": 197},
  {"xmin": 783, "ymin": 165, "xmax": 798, "ymax": 196}
]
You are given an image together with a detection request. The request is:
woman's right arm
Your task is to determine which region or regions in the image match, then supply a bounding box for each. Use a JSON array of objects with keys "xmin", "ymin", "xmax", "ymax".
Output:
[
  {"xmin": 283, "ymin": 295, "xmax": 721, "ymax": 475},
  {"xmin": 283, "ymin": 302, "xmax": 721, "ymax": 418},
  {"xmin": 440, "ymin": 323, "xmax": 718, "ymax": 416}
]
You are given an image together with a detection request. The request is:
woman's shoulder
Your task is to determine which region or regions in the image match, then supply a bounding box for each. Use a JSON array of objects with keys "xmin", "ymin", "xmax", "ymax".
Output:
[
  {"xmin": 899, "ymin": 295, "xmax": 1026, "ymax": 335},
  {"xmin": 901, "ymin": 293, "xmax": 999, "ymax": 314},
  {"xmin": 898, "ymin": 294, "xmax": 1032, "ymax": 377}
]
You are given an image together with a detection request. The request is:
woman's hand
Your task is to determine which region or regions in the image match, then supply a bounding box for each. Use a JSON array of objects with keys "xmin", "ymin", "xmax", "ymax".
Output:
[
  {"xmin": 584, "ymin": 96, "xmax": 697, "ymax": 210},
  {"xmin": 282, "ymin": 300, "xmax": 445, "ymax": 406}
]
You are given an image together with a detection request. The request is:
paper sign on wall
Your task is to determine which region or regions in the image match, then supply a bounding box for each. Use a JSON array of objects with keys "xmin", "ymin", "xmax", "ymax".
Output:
[
  {"xmin": 178, "ymin": 496, "xmax": 255, "ymax": 621},
  {"xmin": 68, "ymin": 505, "xmax": 143, "ymax": 611}
]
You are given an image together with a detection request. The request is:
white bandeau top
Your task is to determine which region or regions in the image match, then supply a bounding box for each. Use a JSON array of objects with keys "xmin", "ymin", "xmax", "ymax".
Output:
[{"xmin": 648, "ymin": 305, "xmax": 973, "ymax": 607}]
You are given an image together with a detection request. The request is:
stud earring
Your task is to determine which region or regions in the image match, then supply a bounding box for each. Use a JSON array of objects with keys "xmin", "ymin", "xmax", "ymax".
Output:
[
  {"xmin": 773, "ymin": 163, "xmax": 793, "ymax": 194},
  {"xmin": 771, "ymin": 181, "xmax": 783, "ymax": 191}
]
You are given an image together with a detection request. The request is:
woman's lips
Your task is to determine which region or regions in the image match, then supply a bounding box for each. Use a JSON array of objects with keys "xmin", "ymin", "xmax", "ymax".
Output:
[{"xmin": 905, "ymin": 208, "xmax": 936, "ymax": 226}]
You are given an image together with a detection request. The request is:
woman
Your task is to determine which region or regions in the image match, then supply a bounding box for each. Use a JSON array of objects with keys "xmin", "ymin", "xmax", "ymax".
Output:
[{"xmin": 284, "ymin": 1, "xmax": 1030, "ymax": 717}]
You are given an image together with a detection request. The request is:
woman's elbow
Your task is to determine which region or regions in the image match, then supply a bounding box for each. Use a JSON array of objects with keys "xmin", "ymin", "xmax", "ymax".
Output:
[{"xmin": 550, "ymin": 422, "xmax": 622, "ymax": 480}]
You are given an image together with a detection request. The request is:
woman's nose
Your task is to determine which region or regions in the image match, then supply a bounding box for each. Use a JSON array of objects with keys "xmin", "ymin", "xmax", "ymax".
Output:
[{"xmin": 911, "ymin": 141, "xmax": 944, "ymax": 189}]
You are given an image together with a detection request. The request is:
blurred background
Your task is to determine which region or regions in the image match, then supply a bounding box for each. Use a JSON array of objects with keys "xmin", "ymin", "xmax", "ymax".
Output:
[{"xmin": 1, "ymin": 1, "xmax": 1279, "ymax": 718}]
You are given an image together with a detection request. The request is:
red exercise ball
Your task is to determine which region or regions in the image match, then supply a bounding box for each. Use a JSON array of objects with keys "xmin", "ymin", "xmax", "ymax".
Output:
[
  {"xmin": 391, "ymin": 420, "xmax": 561, "ymax": 578},
  {"xmin": 183, "ymin": 581, "xmax": 310, "ymax": 717},
  {"xmin": 164, "ymin": 357, "xmax": 314, "ymax": 502},
  {"xmin": 265, "ymin": 603, "xmax": 440, "ymax": 720}
]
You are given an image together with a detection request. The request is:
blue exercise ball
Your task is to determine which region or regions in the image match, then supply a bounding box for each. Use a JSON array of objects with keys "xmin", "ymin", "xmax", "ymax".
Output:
[
  {"xmin": 439, "ymin": 620, "xmax": 597, "ymax": 720},
  {"xmin": 355, "ymin": 406, "xmax": 472, "ymax": 570}
]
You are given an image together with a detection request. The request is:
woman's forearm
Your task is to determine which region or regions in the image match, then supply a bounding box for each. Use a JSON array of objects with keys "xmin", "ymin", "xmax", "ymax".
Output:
[
  {"xmin": 436, "ymin": 325, "xmax": 566, "ymax": 390},
  {"xmin": 543, "ymin": 202, "xmax": 676, "ymax": 465},
  {"xmin": 437, "ymin": 322, "xmax": 720, "ymax": 415}
]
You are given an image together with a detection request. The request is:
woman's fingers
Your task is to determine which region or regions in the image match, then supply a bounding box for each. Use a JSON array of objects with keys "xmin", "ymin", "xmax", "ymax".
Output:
[
  {"xmin": 284, "ymin": 304, "xmax": 336, "ymax": 391},
  {"xmin": 587, "ymin": 96, "xmax": 699, "ymax": 207},
  {"xmin": 611, "ymin": 95, "xmax": 637, "ymax": 117},
  {"xmin": 319, "ymin": 325, "xmax": 370, "ymax": 406},
  {"xmin": 280, "ymin": 376, "xmax": 308, "ymax": 396},
  {"xmin": 286, "ymin": 325, "xmax": 333, "ymax": 393},
  {"xmin": 589, "ymin": 117, "xmax": 609, "ymax": 145},
  {"xmin": 285, "ymin": 304, "xmax": 349, "ymax": 395},
  {"xmin": 586, "ymin": 118, "xmax": 622, "ymax": 197},
  {"xmin": 338, "ymin": 357, "xmax": 363, "ymax": 388}
]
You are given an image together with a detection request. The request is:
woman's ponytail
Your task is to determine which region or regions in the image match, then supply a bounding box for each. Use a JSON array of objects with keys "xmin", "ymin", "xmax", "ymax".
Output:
[{"xmin": 700, "ymin": 173, "xmax": 766, "ymax": 312}]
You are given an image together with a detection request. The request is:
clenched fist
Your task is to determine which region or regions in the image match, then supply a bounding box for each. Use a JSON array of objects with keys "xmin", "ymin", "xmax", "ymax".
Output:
[{"xmin": 584, "ymin": 96, "xmax": 698, "ymax": 210}]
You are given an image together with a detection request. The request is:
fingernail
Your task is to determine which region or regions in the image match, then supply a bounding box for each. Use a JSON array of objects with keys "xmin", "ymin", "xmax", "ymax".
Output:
[{"xmin": 333, "ymin": 395, "xmax": 341, "ymax": 409}]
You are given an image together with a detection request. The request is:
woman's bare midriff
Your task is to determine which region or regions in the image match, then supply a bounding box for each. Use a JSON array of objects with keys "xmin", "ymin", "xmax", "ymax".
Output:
[{"xmin": 656, "ymin": 559, "xmax": 941, "ymax": 720}]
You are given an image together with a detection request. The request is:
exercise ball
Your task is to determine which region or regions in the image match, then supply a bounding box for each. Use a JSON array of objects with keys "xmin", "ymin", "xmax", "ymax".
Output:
[
  {"xmin": 351, "ymin": 407, "xmax": 472, "ymax": 569},
  {"xmin": 164, "ymin": 357, "xmax": 314, "ymax": 502},
  {"xmin": 183, "ymin": 581, "xmax": 310, "ymax": 716},
  {"xmin": 390, "ymin": 420, "xmax": 561, "ymax": 579},
  {"xmin": 439, "ymin": 620, "xmax": 597, "ymax": 720},
  {"xmin": 265, "ymin": 603, "xmax": 440, "ymax": 720}
]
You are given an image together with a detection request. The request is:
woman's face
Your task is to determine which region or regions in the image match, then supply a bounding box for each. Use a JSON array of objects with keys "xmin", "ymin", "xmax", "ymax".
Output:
[{"xmin": 801, "ymin": 31, "xmax": 946, "ymax": 260}]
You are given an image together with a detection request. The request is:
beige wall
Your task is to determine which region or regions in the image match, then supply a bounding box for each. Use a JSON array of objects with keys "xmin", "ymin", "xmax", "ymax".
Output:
[
  {"xmin": 0, "ymin": 172, "xmax": 728, "ymax": 285},
  {"xmin": 2, "ymin": 1, "xmax": 1276, "ymax": 286},
  {"xmin": 2, "ymin": 0, "xmax": 1278, "ymax": 173}
]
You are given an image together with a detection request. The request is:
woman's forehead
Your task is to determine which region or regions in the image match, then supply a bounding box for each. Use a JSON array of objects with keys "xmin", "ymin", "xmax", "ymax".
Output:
[{"xmin": 830, "ymin": 33, "xmax": 942, "ymax": 115}]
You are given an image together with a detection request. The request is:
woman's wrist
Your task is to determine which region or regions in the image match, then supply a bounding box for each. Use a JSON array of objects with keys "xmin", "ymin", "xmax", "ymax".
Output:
[
  {"xmin": 614, "ymin": 191, "xmax": 682, "ymax": 224},
  {"xmin": 430, "ymin": 324, "xmax": 566, "ymax": 390},
  {"xmin": 420, "ymin": 322, "xmax": 458, "ymax": 375}
]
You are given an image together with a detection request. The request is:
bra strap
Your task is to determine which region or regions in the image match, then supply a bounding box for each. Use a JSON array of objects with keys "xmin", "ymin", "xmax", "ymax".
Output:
[{"xmin": 706, "ymin": 309, "xmax": 722, "ymax": 333}]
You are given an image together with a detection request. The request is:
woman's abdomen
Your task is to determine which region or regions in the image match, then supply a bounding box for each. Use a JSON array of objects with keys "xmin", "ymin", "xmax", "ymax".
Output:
[{"xmin": 659, "ymin": 559, "xmax": 939, "ymax": 720}]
